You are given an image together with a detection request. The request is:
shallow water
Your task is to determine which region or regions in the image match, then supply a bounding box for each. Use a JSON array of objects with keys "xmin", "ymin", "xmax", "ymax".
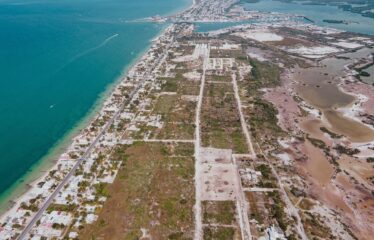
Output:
[
  {"xmin": 360, "ymin": 65, "xmax": 374, "ymax": 84},
  {"xmin": 294, "ymin": 53, "xmax": 374, "ymax": 142},
  {"xmin": 294, "ymin": 67, "xmax": 355, "ymax": 109},
  {"xmin": 300, "ymin": 119, "xmax": 325, "ymax": 140},
  {"xmin": 243, "ymin": 0, "xmax": 374, "ymax": 35},
  {"xmin": 323, "ymin": 110, "xmax": 374, "ymax": 142},
  {"xmin": 304, "ymin": 141, "xmax": 333, "ymax": 186}
]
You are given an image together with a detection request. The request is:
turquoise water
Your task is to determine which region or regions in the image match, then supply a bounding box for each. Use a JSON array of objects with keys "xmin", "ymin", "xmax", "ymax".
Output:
[
  {"xmin": 0, "ymin": 0, "xmax": 189, "ymax": 208},
  {"xmin": 243, "ymin": 0, "xmax": 374, "ymax": 35}
]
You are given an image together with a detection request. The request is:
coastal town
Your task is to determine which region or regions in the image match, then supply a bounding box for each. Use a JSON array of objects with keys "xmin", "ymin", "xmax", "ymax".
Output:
[{"xmin": 1, "ymin": 0, "xmax": 374, "ymax": 239}]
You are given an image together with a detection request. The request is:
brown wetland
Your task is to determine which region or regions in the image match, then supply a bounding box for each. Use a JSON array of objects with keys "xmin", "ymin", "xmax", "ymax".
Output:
[
  {"xmin": 323, "ymin": 110, "xmax": 374, "ymax": 142},
  {"xmin": 304, "ymin": 141, "xmax": 333, "ymax": 186},
  {"xmin": 293, "ymin": 49, "xmax": 374, "ymax": 142}
]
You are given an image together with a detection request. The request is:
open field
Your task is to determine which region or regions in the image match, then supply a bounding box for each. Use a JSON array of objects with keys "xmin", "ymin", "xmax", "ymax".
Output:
[
  {"xmin": 202, "ymin": 201, "xmax": 242, "ymax": 240},
  {"xmin": 201, "ymin": 79, "xmax": 248, "ymax": 153},
  {"xmin": 153, "ymin": 94, "xmax": 196, "ymax": 140},
  {"xmin": 79, "ymin": 142, "xmax": 195, "ymax": 239}
]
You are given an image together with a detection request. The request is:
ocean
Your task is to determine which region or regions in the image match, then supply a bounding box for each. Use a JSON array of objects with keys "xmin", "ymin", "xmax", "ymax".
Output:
[{"xmin": 0, "ymin": 0, "xmax": 190, "ymax": 212}]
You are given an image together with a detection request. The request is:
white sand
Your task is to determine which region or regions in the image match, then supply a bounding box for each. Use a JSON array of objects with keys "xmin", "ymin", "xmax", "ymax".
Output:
[
  {"xmin": 332, "ymin": 41, "xmax": 363, "ymax": 49},
  {"xmin": 233, "ymin": 28, "xmax": 284, "ymax": 42},
  {"xmin": 287, "ymin": 46, "xmax": 339, "ymax": 58}
]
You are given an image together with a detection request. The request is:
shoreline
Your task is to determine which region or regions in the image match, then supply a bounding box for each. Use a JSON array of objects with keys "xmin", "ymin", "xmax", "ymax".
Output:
[
  {"xmin": 0, "ymin": 41, "xmax": 151, "ymax": 215},
  {"xmin": 0, "ymin": 0, "xmax": 194, "ymax": 217}
]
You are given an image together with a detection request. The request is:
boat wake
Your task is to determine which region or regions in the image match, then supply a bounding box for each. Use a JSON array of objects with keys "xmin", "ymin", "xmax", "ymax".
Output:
[{"xmin": 55, "ymin": 33, "xmax": 119, "ymax": 73}]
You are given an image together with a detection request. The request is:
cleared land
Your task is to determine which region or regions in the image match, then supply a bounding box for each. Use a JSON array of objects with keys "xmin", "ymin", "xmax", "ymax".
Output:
[
  {"xmin": 79, "ymin": 142, "xmax": 195, "ymax": 239},
  {"xmin": 202, "ymin": 201, "xmax": 242, "ymax": 240},
  {"xmin": 201, "ymin": 77, "xmax": 248, "ymax": 153}
]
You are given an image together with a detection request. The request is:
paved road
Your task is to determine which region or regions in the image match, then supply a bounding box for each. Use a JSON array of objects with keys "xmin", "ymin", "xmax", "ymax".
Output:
[{"xmin": 17, "ymin": 35, "xmax": 173, "ymax": 240}]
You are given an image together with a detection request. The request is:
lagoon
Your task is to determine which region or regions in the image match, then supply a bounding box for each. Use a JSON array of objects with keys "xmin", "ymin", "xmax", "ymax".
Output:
[{"xmin": 243, "ymin": 0, "xmax": 374, "ymax": 35}]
